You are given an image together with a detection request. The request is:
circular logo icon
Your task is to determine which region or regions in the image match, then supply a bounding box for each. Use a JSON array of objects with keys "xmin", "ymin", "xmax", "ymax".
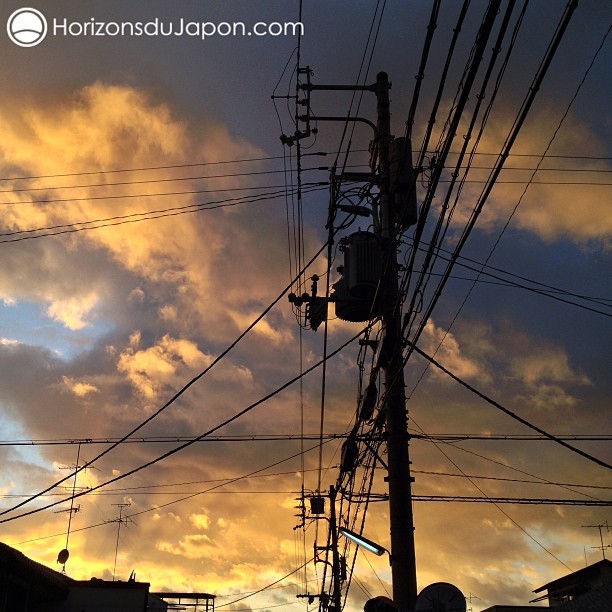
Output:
[{"xmin": 7, "ymin": 8, "xmax": 47, "ymax": 47}]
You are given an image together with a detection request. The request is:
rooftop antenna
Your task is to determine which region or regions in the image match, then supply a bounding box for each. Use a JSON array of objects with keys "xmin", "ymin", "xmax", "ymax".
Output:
[
  {"xmin": 466, "ymin": 592, "xmax": 480, "ymax": 612},
  {"xmin": 55, "ymin": 441, "xmax": 90, "ymax": 573},
  {"xmin": 582, "ymin": 521, "xmax": 611, "ymax": 561},
  {"xmin": 107, "ymin": 502, "xmax": 132, "ymax": 581}
]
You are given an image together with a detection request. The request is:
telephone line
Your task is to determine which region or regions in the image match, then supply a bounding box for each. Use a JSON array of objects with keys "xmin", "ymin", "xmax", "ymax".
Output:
[
  {"xmin": 412, "ymin": 469, "xmax": 612, "ymax": 491},
  {"xmin": 0, "ymin": 179, "xmax": 329, "ymax": 207},
  {"xmin": 14, "ymin": 442, "xmax": 335, "ymax": 545},
  {"xmin": 364, "ymin": 495, "xmax": 612, "ymax": 506},
  {"xmin": 0, "ymin": 152, "xmax": 328, "ymax": 182}
]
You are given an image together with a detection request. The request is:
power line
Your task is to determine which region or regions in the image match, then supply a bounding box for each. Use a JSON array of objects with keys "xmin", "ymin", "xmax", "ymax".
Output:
[
  {"xmin": 409, "ymin": 341, "xmax": 612, "ymax": 471},
  {"xmin": 418, "ymin": 248, "xmax": 612, "ymax": 317},
  {"xmin": 1, "ymin": 432, "xmax": 609, "ymax": 446},
  {"xmin": 8, "ymin": 469, "xmax": 608, "ymax": 500},
  {"xmin": 400, "ymin": 0, "xmax": 587, "ymax": 424},
  {"xmin": 426, "ymin": 437, "xmax": 606, "ymax": 503},
  {"xmin": 363, "ymin": 495, "xmax": 612, "ymax": 506},
  {"xmin": 2, "ymin": 466, "xmax": 331, "ymax": 499},
  {"xmin": 0, "ymin": 328, "xmax": 365, "ymax": 525},
  {"xmin": 0, "ymin": 152, "xmax": 328, "ymax": 183},
  {"xmin": 0, "ymin": 235, "xmax": 338, "ymax": 521},
  {"xmin": 1, "ymin": 149, "xmax": 608, "ymax": 183},
  {"xmin": 410, "ymin": 410, "xmax": 576, "ymax": 573},
  {"xmin": 0, "ymin": 184, "xmax": 328, "ymax": 244},
  {"xmin": 0, "ymin": 180, "xmax": 326, "ymax": 207},
  {"xmin": 412, "ymin": 469, "xmax": 612, "ymax": 491},
  {"xmin": 215, "ymin": 559, "xmax": 313, "ymax": 609},
  {"xmin": 13, "ymin": 443, "xmax": 336, "ymax": 545},
  {"xmin": 0, "ymin": 168, "xmax": 318, "ymax": 195}
]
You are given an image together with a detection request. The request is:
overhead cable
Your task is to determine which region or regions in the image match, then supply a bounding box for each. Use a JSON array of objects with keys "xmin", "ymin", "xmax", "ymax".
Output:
[{"xmin": 409, "ymin": 341, "xmax": 612, "ymax": 471}]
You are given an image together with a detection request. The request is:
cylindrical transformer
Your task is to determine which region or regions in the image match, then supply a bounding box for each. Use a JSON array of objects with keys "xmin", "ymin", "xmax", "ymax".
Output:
[{"xmin": 343, "ymin": 231, "xmax": 383, "ymax": 300}]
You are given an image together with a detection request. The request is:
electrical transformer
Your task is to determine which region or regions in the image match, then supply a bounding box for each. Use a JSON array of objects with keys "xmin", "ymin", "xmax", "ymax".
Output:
[{"xmin": 333, "ymin": 231, "xmax": 383, "ymax": 322}]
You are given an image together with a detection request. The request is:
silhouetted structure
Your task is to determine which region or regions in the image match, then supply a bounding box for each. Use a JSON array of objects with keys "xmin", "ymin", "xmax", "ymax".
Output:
[{"xmin": 0, "ymin": 541, "xmax": 215, "ymax": 611}]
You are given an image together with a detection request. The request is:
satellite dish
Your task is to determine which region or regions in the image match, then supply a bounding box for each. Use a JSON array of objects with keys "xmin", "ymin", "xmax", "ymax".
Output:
[
  {"xmin": 57, "ymin": 548, "xmax": 70, "ymax": 565},
  {"xmin": 415, "ymin": 582, "xmax": 466, "ymax": 612}
]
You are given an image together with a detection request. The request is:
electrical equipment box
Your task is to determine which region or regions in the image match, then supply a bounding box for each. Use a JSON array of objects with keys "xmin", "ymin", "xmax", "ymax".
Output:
[
  {"xmin": 341, "ymin": 437, "xmax": 359, "ymax": 473},
  {"xmin": 389, "ymin": 136, "xmax": 418, "ymax": 228},
  {"xmin": 309, "ymin": 496, "xmax": 326, "ymax": 515}
]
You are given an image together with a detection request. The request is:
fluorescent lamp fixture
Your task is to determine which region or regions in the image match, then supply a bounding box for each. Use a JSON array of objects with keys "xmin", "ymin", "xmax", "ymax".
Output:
[{"xmin": 339, "ymin": 527, "xmax": 386, "ymax": 556}]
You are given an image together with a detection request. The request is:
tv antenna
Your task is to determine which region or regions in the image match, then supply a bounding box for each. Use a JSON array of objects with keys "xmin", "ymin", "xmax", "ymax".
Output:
[
  {"xmin": 107, "ymin": 503, "xmax": 133, "ymax": 580},
  {"xmin": 582, "ymin": 521, "xmax": 611, "ymax": 560},
  {"xmin": 55, "ymin": 441, "xmax": 92, "ymax": 573}
]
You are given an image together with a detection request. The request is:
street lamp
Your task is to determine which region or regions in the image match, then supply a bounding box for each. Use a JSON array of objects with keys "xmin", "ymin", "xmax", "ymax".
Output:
[{"xmin": 339, "ymin": 527, "xmax": 387, "ymax": 556}]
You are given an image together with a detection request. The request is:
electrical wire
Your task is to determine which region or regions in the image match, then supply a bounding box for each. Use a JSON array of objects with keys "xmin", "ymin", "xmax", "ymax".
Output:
[
  {"xmin": 2, "ymin": 432, "xmax": 608, "ymax": 447},
  {"xmin": 0, "ymin": 235, "xmax": 338, "ymax": 521},
  {"xmin": 13, "ymin": 443, "xmax": 337, "ymax": 546},
  {"xmin": 411, "ymin": 469, "xmax": 612, "ymax": 491},
  {"xmin": 0, "ymin": 328, "xmax": 366, "ymax": 525},
  {"xmin": 400, "ymin": 0, "xmax": 580, "ymax": 378},
  {"xmin": 0, "ymin": 168, "xmax": 305, "ymax": 195},
  {"xmin": 0, "ymin": 184, "xmax": 328, "ymax": 244},
  {"xmin": 410, "ymin": 415, "xmax": 574, "ymax": 571},
  {"xmin": 408, "ymin": 341, "xmax": 612, "ymax": 471},
  {"xmin": 0, "ymin": 179, "xmax": 324, "ymax": 207},
  {"xmin": 216, "ymin": 559, "xmax": 313, "ymax": 609},
  {"xmin": 1, "ymin": 148, "xmax": 606, "ymax": 185},
  {"xmin": 332, "ymin": 0, "xmax": 387, "ymax": 173},
  {"xmin": 362, "ymin": 495, "xmax": 610, "ymax": 506},
  {"xmin": 400, "ymin": 0, "xmax": 505, "ymax": 345},
  {"xmin": 405, "ymin": 0, "xmax": 442, "ymax": 140},
  {"xmin": 404, "ymin": 0, "xmax": 524, "ymax": 344}
]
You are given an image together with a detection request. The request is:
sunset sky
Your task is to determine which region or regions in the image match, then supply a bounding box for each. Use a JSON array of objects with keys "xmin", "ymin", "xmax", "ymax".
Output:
[{"xmin": 0, "ymin": 2, "xmax": 610, "ymax": 611}]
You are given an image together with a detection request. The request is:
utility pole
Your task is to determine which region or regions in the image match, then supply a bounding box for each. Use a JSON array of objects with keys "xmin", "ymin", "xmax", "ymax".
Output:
[
  {"xmin": 375, "ymin": 71, "xmax": 417, "ymax": 612},
  {"xmin": 285, "ymin": 70, "xmax": 418, "ymax": 611}
]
